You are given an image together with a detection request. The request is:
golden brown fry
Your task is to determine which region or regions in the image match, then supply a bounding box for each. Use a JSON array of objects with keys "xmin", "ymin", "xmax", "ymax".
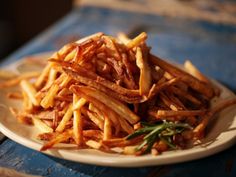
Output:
[
  {"xmin": 184, "ymin": 60, "xmax": 209, "ymax": 83},
  {"xmin": 20, "ymin": 80, "xmax": 39, "ymax": 106},
  {"xmin": 45, "ymin": 68, "xmax": 58, "ymax": 88},
  {"xmin": 148, "ymin": 78, "xmax": 180, "ymax": 99},
  {"xmin": 22, "ymin": 91, "xmax": 33, "ymax": 111},
  {"xmin": 40, "ymin": 84, "xmax": 59, "ymax": 108},
  {"xmin": 35, "ymin": 64, "xmax": 52, "ymax": 89},
  {"xmin": 73, "ymin": 97, "xmax": 87, "ymax": 110},
  {"xmin": 7, "ymin": 92, "xmax": 23, "ymax": 99},
  {"xmin": 56, "ymin": 104, "xmax": 73, "ymax": 132},
  {"xmin": 136, "ymin": 47, "xmax": 151, "ymax": 95},
  {"xmin": 102, "ymin": 136, "xmax": 143, "ymax": 147},
  {"xmin": 126, "ymin": 32, "xmax": 147, "ymax": 49},
  {"xmin": 50, "ymin": 60, "xmax": 141, "ymax": 96},
  {"xmin": 76, "ymin": 32, "xmax": 103, "ymax": 44},
  {"xmin": 72, "ymin": 94, "xmax": 84, "ymax": 146},
  {"xmin": 184, "ymin": 60, "xmax": 221, "ymax": 97},
  {"xmin": 169, "ymin": 86, "xmax": 202, "ymax": 106},
  {"xmin": 149, "ymin": 109, "xmax": 206, "ymax": 119},
  {"xmin": 159, "ymin": 92, "xmax": 181, "ymax": 111},
  {"xmin": 86, "ymin": 140, "xmax": 102, "ymax": 149},
  {"xmin": 86, "ymin": 109, "xmax": 104, "ymax": 130},
  {"xmin": 117, "ymin": 117, "xmax": 134, "ymax": 134},
  {"xmin": 64, "ymin": 68, "xmax": 144, "ymax": 103},
  {"xmin": 73, "ymin": 110, "xmax": 83, "ymax": 145},
  {"xmin": 32, "ymin": 117, "xmax": 53, "ymax": 133},
  {"xmin": 71, "ymin": 86, "xmax": 140, "ymax": 124},
  {"xmin": 117, "ymin": 32, "xmax": 131, "ymax": 44},
  {"xmin": 123, "ymin": 145, "xmax": 138, "ymax": 155},
  {"xmin": 0, "ymin": 71, "xmax": 40, "ymax": 89},
  {"xmin": 40, "ymin": 129, "xmax": 73, "ymax": 151},
  {"xmin": 102, "ymin": 35, "xmax": 121, "ymax": 61},
  {"xmin": 150, "ymin": 54, "xmax": 214, "ymax": 98},
  {"xmin": 83, "ymin": 130, "xmax": 103, "ymax": 140},
  {"xmin": 103, "ymin": 115, "xmax": 112, "ymax": 140},
  {"xmin": 0, "ymin": 69, "xmax": 17, "ymax": 79}
]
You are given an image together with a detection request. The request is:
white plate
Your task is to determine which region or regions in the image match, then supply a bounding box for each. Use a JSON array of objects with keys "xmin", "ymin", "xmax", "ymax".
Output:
[{"xmin": 1, "ymin": 53, "xmax": 236, "ymax": 167}]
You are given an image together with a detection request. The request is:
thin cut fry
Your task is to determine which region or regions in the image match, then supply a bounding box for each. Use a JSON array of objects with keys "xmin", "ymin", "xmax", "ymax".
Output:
[
  {"xmin": 86, "ymin": 140, "xmax": 102, "ymax": 149},
  {"xmin": 32, "ymin": 117, "xmax": 53, "ymax": 133},
  {"xmin": 72, "ymin": 94, "xmax": 85, "ymax": 145},
  {"xmin": 40, "ymin": 129, "xmax": 73, "ymax": 151},
  {"xmin": 73, "ymin": 97, "xmax": 87, "ymax": 110},
  {"xmin": 40, "ymin": 84, "xmax": 59, "ymax": 108},
  {"xmin": 103, "ymin": 115, "xmax": 112, "ymax": 140},
  {"xmin": 136, "ymin": 47, "xmax": 151, "ymax": 95},
  {"xmin": 150, "ymin": 54, "xmax": 214, "ymax": 98},
  {"xmin": 126, "ymin": 32, "xmax": 147, "ymax": 49},
  {"xmin": 20, "ymin": 80, "xmax": 39, "ymax": 106},
  {"xmin": 149, "ymin": 109, "xmax": 206, "ymax": 119},
  {"xmin": 71, "ymin": 86, "xmax": 140, "ymax": 124},
  {"xmin": 56, "ymin": 104, "xmax": 73, "ymax": 132},
  {"xmin": 0, "ymin": 72, "xmax": 40, "ymax": 89}
]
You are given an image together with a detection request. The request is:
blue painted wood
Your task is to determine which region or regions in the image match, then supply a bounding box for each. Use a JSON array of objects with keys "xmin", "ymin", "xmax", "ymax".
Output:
[
  {"xmin": 1, "ymin": 139, "xmax": 236, "ymax": 177},
  {"xmin": 1, "ymin": 6, "xmax": 236, "ymax": 177}
]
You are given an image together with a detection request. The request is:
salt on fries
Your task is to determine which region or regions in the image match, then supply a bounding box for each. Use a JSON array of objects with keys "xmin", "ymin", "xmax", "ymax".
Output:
[{"xmin": 2, "ymin": 32, "xmax": 236, "ymax": 156}]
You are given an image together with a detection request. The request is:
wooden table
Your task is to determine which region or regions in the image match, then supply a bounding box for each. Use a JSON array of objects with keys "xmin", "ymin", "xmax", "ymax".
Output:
[{"xmin": 1, "ymin": 5, "xmax": 236, "ymax": 177}]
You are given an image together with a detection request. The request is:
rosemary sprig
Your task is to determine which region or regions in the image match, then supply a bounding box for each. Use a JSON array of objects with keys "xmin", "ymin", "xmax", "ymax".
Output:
[{"xmin": 126, "ymin": 121, "xmax": 192, "ymax": 154}]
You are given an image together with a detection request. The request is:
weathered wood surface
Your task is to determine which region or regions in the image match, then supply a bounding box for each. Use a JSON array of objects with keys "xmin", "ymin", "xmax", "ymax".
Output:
[
  {"xmin": 1, "ymin": 140, "xmax": 236, "ymax": 177},
  {"xmin": 0, "ymin": 6, "xmax": 236, "ymax": 177}
]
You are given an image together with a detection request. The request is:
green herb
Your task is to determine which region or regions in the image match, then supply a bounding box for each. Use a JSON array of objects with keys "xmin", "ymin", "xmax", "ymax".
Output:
[{"xmin": 126, "ymin": 121, "xmax": 192, "ymax": 154}]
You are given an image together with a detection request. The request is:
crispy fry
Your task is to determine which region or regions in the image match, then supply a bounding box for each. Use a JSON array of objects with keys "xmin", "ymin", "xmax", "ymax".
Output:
[
  {"xmin": 86, "ymin": 140, "xmax": 102, "ymax": 149},
  {"xmin": 71, "ymin": 86, "xmax": 140, "ymax": 124},
  {"xmin": 102, "ymin": 35, "xmax": 121, "ymax": 61},
  {"xmin": 86, "ymin": 109, "xmax": 104, "ymax": 130},
  {"xmin": 40, "ymin": 84, "xmax": 59, "ymax": 108},
  {"xmin": 32, "ymin": 117, "xmax": 53, "ymax": 133},
  {"xmin": 40, "ymin": 129, "xmax": 73, "ymax": 151},
  {"xmin": 168, "ymin": 86, "xmax": 202, "ymax": 106},
  {"xmin": 76, "ymin": 32, "xmax": 103, "ymax": 44},
  {"xmin": 103, "ymin": 115, "xmax": 112, "ymax": 140},
  {"xmin": 56, "ymin": 104, "xmax": 73, "ymax": 132},
  {"xmin": 148, "ymin": 78, "xmax": 180, "ymax": 99},
  {"xmin": 149, "ymin": 109, "xmax": 206, "ymax": 119},
  {"xmin": 20, "ymin": 80, "xmax": 39, "ymax": 106},
  {"xmin": 73, "ymin": 110, "xmax": 83, "ymax": 145},
  {"xmin": 7, "ymin": 92, "xmax": 23, "ymax": 99},
  {"xmin": 73, "ymin": 97, "xmax": 87, "ymax": 110},
  {"xmin": 45, "ymin": 68, "xmax": 58, "ymax": 88},
  {"xmin": 72, "ymin": 94, "xmax": 84, "ymax": 145},
  {"xmin": 0, "ymin": 72, "xmax": 40, "ymax": 89},
  {"xmin": 64, "ymin": 68, "xmax": 144, "ymax": 103},
  {"xmin": 126, "ymin": 32, "xmax": 147, "ymax": 49},
  {"xmin": 136, "ymin": 47, "xmax": 151, "ymax": 95},
  {"xmin": 150, "ymin": 54, "xmax": 214, "ymax": 98},
  {"xmin": 22, "ymin": 91, "xmax": 33, "ymax": 111},
  {"xmin": 35, "ymin": 64, "xmax": 52, "ymax": 89},
  {"xmin": 117, "ymin": 32, "xmax": 131, "ymax": 44},
  {"xmin": 0, "ymin": 69, "xmax": 17, "ymax": 79}
]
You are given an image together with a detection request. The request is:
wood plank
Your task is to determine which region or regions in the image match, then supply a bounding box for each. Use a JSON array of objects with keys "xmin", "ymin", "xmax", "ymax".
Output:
[{"xmin": 1, "ymin": 139, "xmax": 236, "ymax": 176}]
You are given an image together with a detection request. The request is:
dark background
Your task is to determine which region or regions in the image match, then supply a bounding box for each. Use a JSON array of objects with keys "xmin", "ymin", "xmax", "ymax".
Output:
[{"xmin": 0, "ymin": 0, "xmax": 73, "ymax": 60}]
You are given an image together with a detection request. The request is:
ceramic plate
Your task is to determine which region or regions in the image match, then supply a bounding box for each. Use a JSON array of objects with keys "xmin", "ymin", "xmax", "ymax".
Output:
[{"xmin": 0, "ymin": 53, "xmax": 236, "ymax": 167}]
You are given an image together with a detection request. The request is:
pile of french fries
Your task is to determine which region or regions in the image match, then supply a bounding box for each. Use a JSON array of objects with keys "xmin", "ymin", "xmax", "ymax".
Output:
[{"xmin": 1, "ymin": 32, "xmax": 236, "ymax": 155}]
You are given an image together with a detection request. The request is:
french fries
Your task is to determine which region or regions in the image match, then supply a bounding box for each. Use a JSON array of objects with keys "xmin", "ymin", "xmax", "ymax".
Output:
[{"xmin": 4, "ymin": 32, "xmax": 236, "ymax": 155}]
